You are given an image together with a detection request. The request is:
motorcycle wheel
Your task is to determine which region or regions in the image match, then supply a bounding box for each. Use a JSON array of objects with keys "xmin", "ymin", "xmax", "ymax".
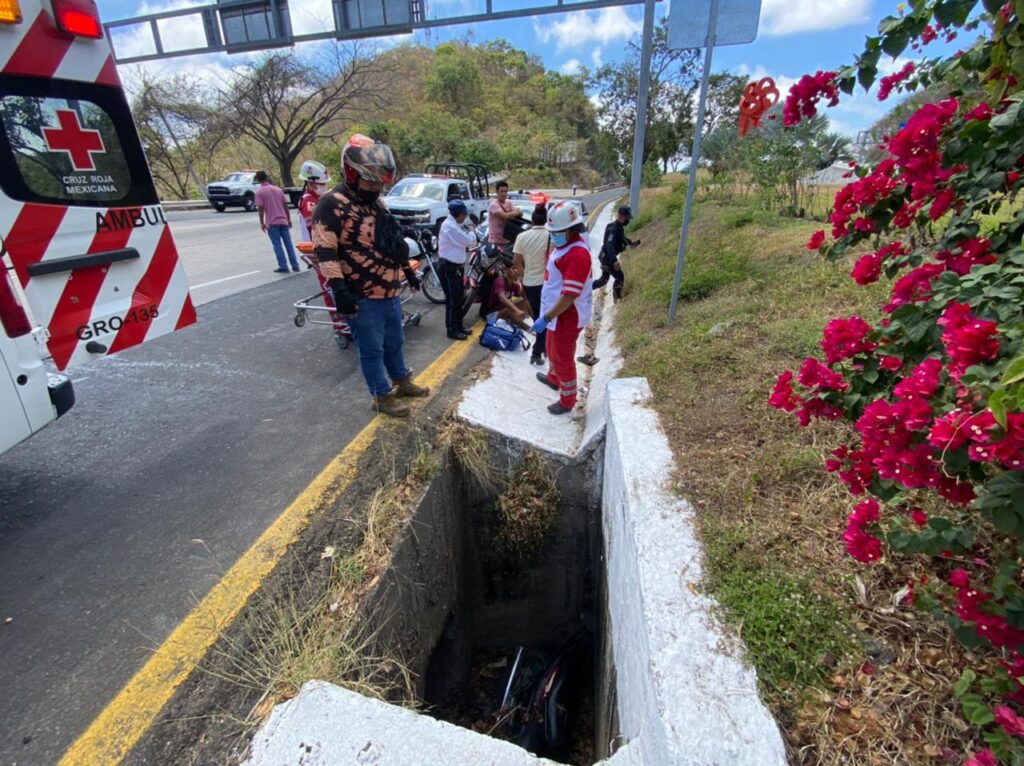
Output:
[{"xmin": 420, "ymin": 258, "xmax": 445, "ymax": 304}]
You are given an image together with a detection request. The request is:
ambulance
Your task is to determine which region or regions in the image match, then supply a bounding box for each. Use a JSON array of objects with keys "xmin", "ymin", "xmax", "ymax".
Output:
[{"xmin": 0, "ymin": 0, "xmax": 196, "ymax": 455}]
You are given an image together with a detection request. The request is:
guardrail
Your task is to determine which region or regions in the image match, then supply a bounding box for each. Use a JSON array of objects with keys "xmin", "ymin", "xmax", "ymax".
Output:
[{"xmin": 161, "ymin": 200, "xmax": 212, "ymax": 211}]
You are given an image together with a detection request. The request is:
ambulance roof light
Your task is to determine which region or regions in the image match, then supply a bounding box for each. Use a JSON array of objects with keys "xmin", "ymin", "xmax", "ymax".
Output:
[
  {"xmin": 0, "ymin": 0, "xmax": 22, "ymax": 24},
  {"xmin": 51, "ymin": 0, "xmax": 103, "ymax": 38}
]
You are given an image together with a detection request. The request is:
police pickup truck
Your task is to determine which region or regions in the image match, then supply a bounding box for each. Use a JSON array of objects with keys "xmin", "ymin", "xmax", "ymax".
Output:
[{"xmin": 384, "ymin": 163, "xmax": 492, "ymax": 233}]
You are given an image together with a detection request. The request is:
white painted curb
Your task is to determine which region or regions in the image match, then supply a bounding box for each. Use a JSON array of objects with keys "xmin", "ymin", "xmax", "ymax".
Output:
[{"xmin": 600, "ymin": 378, "xmax": 787, "ymax": 765}]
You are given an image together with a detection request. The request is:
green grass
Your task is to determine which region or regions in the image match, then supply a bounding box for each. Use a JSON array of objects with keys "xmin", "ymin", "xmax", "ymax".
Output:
[{"xmin": 703, "ymin": 524, "xmax": 852, "ymax": 701}]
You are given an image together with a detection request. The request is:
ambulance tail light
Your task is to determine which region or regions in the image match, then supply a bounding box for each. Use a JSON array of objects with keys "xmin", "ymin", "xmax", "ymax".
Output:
[
  {"xmin": 51, "ymin": 0, "xmax": 103, "ymax": 38},
  {"xmin": 0, "ymin": 267, "xmax": 32, "ymax": 339},
  {"xmin": 0, "ymin": 0, "xmax": 22, "ymax": 24}
]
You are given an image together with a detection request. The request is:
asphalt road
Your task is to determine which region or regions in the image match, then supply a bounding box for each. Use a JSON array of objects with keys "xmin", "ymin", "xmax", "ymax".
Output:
[
  {"xmin": 164, "ymin": 207, "xmax": 302, "ymax": 306},
  {"xmin": 0, "ymin": 187, "xmax": 624, "ymax": 765}
]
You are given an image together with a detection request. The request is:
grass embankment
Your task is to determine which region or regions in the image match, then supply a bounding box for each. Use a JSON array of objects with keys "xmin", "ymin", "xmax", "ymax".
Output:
[{"xmin": 617, "ymin": 180, "xmax": 970, "ymax": 764}]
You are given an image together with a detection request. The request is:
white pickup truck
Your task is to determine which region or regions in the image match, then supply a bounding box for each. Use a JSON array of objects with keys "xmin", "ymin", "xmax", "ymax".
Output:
[
  {"xmin": 384, "ymin": 163, "xmax": 492, "ymax": 233},
  {"xmin": 206, "ymin": 171, "xmax": 303, "ymax": 212}
]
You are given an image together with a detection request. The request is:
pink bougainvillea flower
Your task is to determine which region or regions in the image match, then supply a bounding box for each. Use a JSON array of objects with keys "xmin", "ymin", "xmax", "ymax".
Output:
[
  {"xmin": 851, "ymin": 252, "xmax": 883, "ymax": 285},
  {"xmin": 884, "ymin": 264, "xmax": 944, "ymax": 312},
  {"xmin": 807, "ymin": 230, "xmax": 826, "ymax": 250},
  {"xmin": 878, "ymin": 61, "xmax": 915, "ymax": 101},
  {"xmin": 995, "ymin": 706, "xmax": 1024, "ymax": 737},
  {"xmin": 821, "ymin": 316, "xmax": 877, "ymax": 363},
  {"xmin": 911, "ymin": 508, "xmax": 929, "ymax": 527},
  {"xmin": 949, "ymin": 568, "xmax": 971, "ymax": 588},
  {"xmin": 768, "ymin": 371, "xmax": 801, "ymax": 412},
  {"xmin": 880, "ymin": 355, "xmax": 903, "ymax": 371},
  {"xmin": 783, "ymin": 71, "xmax": 840, "ymax": 126},
  {"xmin": 798, "ymin": 357, "xmax": 848, "ymax": 391},
  {"xmin": 965, "ymin": 102, "xmax": 994, "ymax": 121},
  {"xmin": 964, "ymin": 749, "xmax": 997, "ymax": 766},
  {"xmin": 938, "ymin": 303, "xmax": 1000, "ymax": 379}
]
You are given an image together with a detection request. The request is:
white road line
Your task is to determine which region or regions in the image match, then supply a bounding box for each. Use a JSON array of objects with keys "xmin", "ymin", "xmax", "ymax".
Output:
[{"xmin": 191, "ymin": 271, "xmax": 262, "ymax": 290}]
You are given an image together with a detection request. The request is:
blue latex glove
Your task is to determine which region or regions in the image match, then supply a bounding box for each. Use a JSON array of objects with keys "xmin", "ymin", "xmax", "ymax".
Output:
[{"xmin": 531, "ymin": 316, "xmax": 549, "ymax": 334}]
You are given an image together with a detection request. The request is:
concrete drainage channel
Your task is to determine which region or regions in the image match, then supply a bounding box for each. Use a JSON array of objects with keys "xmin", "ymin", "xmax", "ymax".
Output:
[{"xmin": 244, "ymin": 207, "xmax": 789, "ymax": 766}]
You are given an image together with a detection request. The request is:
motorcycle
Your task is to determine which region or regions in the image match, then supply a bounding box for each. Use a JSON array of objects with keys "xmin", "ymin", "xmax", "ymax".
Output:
[{"xmin": 402, "ymin": 224, "xmax": 445, "ymax": 305}]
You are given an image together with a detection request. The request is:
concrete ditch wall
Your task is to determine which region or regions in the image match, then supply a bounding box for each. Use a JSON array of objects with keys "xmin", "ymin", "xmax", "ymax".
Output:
[{"xmin": 599, "ymin": 378, "xmax": 787, "ymax": 765}]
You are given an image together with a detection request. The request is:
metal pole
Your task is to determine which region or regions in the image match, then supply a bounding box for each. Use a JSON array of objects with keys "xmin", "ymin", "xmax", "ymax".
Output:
[
  {"xmin": 667, "ymin": 0, "xmax": 719, "ymax": 322},
  {"xmin": 628, "ymin": 0, "xmax": 656, "ymax": 215}
]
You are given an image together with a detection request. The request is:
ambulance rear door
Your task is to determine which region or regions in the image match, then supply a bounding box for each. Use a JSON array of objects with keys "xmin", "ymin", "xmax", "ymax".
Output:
[{"xmin": 0, "ymin": 0, "xmax": 197, "ymax": 371}]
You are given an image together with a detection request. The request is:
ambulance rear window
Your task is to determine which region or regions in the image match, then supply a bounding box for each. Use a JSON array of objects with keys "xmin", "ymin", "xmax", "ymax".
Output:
[{"xmin": 0, "ymin": 76, "xmax": 157, "ymax": 208}]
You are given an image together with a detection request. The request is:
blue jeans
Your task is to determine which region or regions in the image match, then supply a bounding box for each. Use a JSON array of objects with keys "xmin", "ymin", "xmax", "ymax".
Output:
[
  {"xmin": 348, "ymin": 297, "xmax": 409, "ymax": 396},
  {"xmin": 267, "ymin": 224, "xmax": 299, "ymax": 270}
]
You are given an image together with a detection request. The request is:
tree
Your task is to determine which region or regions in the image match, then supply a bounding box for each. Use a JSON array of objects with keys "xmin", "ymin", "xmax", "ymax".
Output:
[
  {"xmin": 426, "ymin": 43, "xmax": 482, "ymax": 113},
  {"xmin": 130, "ymin": 73, "xmax": 220, "ymax": 199},
  {"xmin": 218, "ymin": 45, "xmax": 386, "ymax": 187},
  {"xmin": 738, "ymin": 105, "xmax": 847, "ymax": 211},
  {"xmin": 589, "ymin": 18, "xmax": 701, "ymax": 171},
  {"xmin": 703, "ymin": 73, "xmax": 747, "ymax": 136}
]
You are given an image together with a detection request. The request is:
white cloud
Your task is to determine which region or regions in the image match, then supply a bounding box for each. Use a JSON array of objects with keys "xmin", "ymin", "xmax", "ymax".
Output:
[
  {"xmin": 560, "ymin": 58, "xmax": 582, "ymax": 75},
  {"xmin": 591, "ymin": 47, "xmax": 603, "ymax": 68},
  {"xmin": 532, "ymin": 7, "xmax": 641, "ymax": 51},
  {"xmin": 760, "ymin": 0, "xmax": 870, "ymax": 36}
]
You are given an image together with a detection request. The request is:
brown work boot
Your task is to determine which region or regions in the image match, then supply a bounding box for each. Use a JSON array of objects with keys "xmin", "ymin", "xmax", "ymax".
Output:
[
  {"xmin": 371, "ymin": 394, "xmax": 410, "ymax": 418},
  {"xmin": 393, "ymin": 374, "xmax": 430, "ymax": 398}
]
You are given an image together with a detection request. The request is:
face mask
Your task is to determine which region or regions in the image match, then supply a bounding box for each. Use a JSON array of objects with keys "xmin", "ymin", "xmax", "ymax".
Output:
[
  {"xmin": 550, "ymin": 231, "xmax": 568, "ymax": 247},
  {"xmin": 356, "ymin": 188, "xmax": 380, "ymax": 205}
]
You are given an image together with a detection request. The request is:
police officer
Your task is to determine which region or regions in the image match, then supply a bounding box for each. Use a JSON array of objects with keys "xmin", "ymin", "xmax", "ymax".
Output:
[
  {"xmin": 593, "ymin": 205, "xmax": 640, "ymax": 302},
  {"xmin": 437, "ymin": 200, "xmax": 477, "ymax": 340}
]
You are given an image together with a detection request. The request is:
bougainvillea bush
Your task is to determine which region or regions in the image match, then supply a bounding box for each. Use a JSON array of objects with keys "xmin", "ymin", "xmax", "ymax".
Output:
[{"xmin": 771, "ymin": 1, "xmax": 1024, "ymax": 763}]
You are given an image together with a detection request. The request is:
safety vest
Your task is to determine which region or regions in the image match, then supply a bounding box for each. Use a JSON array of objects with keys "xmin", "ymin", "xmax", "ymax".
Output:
[{"xmin": 540, "ymin": 241, "xmax": 593, "ymax": 331}]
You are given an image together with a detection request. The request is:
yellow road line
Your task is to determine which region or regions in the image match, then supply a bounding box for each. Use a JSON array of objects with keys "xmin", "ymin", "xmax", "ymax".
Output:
[{"xmin": 59, "ymin": 324, "xmax": 483, "ymax": 766}]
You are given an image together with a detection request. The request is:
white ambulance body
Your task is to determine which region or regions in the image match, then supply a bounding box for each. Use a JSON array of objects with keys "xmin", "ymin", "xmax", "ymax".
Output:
[{"xmin": 0, "ymin": 0, "xmax": 196, "ymax": 455}]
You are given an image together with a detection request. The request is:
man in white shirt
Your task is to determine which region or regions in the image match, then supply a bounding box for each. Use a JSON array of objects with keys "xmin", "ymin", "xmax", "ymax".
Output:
[
  {"xmin": 438, "ymin": 199, "xmax": 478, "ymax": 340},
  {"xmin": 512, "ymin": 203, "xmax": 551, "ymax": 365}
]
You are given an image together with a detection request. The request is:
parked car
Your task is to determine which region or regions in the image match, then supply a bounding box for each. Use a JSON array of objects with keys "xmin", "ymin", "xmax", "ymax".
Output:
[
  {"xmin": 384, "ymin": 163, "xmax": 492, "ymax": 233},
  {"xmin": 205, "ymin": 171, "xmax": 302, "ymax": 212}
]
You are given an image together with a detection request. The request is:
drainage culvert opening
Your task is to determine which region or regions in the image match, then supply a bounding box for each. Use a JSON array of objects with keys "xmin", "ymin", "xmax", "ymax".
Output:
[{"xmin": 421, "ymin": 443, "xmax": 604, "ymax": 766}]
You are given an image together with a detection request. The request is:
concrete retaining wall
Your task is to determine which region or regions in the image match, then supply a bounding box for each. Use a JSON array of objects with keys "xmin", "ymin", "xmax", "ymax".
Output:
[{"xmin": 599, "ymin": 378, "xmax": 787, "ymax": 765}]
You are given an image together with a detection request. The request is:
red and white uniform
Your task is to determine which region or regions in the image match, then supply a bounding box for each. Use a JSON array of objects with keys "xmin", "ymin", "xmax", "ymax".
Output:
[
  {"xmin": 540, "ymin": 240, "xmax": 593, "ymax": 409},
  {"xmin": 298, "ymin": 190, "xmax": 320, "ymax": 242}
]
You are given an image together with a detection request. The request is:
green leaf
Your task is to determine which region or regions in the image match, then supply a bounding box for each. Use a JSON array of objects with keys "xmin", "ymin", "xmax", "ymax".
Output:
[
  {"xmin": 881, "ymin": 31, "xmax": 910, "ymax": 58},
  {"xmin": 1002, "ymin": 355, "xmax": 1024, "ymax": 385},
  {"xmin": 934, "ymin": 0, "xmax": 979, "ymax": 26},
  {"xmin": 992, "ymin": 505, "xmax": 1020, "ymax": 534},
  {"xmin": 982, "ymin": 0, "xmax": 1002, "ymax": 12},
  {"xmin": 954, "ymin": 669, "xmax": 977, "ymax": 696},
  {"xmin": 929, "ymin": 516, "xmax": 954, "ymax": 532},
  {"xmin": 990, "ymin": 388, "xmax": 1008, "ymax": 428},
  {"xmin": 992, "ymin": 101, "xmax": 1022, "ymax": 128}
]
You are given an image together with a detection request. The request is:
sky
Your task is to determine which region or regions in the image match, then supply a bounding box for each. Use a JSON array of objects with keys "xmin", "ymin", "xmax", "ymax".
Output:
[{"xmin": 97, "ymin": 0, "xmax": 952, "ymax": 138}]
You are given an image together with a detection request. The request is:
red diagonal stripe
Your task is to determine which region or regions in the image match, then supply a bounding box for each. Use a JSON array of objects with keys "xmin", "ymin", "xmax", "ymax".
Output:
[
  {"xmin": 3, "ymin": 12, "xmax": 74, "ymax": 78},
  {"xmin": 175, "ymin": 294, "xmax": 197, "ymax": 331},
  {"xmin": 107, "ymin": 225, "xmax": 179, "ymax": 355},
  {"xmin": 6, "ymin": 204, "xmax": 67, "ymax": 288},
  {"xmin": 96, "ymin": 55, "xmax": 120, "ymax": 87},
  {"xmin": 46, "ymin": 219, "xmax": 134, "ymax": 370}
]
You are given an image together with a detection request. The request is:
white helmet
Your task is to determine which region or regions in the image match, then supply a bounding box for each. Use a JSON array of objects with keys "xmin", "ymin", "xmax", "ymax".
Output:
[
  {"xmin": 545, "ymin": 200, "xmax": 584, "ymax": 232},
  {"xmin": 298, "ymin": 160, "xmax": 330, "ymax": 183}
]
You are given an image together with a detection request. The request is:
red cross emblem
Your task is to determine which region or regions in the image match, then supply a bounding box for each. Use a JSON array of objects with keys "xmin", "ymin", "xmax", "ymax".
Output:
[{"xmin": 42, "ymin": 109, "xmax": 106, "ymax": 172}]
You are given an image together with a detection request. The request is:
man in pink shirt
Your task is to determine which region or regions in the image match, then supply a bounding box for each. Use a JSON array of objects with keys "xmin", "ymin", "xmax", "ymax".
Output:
[
  {"xmin": 486, "ymin": 180, "xmax": 523, "ymax": 250},
  {"xmin": 254, "ymin": 170, "xmax": 300, "ymax": 273}
]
